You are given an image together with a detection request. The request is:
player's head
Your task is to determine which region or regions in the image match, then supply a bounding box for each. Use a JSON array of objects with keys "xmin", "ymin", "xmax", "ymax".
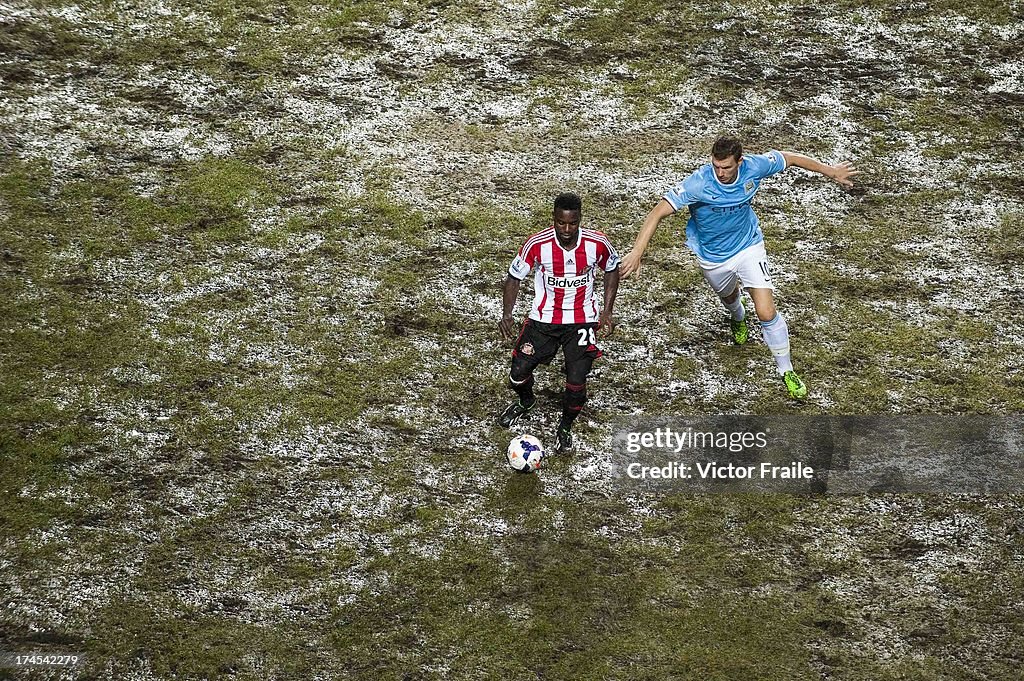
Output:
[
  {"xmin": 711, "ymin": 135, "xmax": 743, "ymax": 184},
  {"xmin": 553, "ymin": 192, "xmax": 582, "ymax": 248}
]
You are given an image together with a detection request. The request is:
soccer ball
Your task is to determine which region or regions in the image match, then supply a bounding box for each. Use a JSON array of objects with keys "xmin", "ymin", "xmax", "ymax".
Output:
[{"xmin": 506, "ymin": 434, "xmax": 544, "ymax": 473}]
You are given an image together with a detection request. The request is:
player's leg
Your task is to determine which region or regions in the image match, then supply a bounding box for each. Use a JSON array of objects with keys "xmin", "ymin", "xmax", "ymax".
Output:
[
  {"xmin": 748, "ymin": 286, "xmax": 789, "ymax": 369},
  {"xmin": 720, "ymin": 285, "xmax": 746, "ymax": 320},
  {"xmin": 699, "ymin": 259, "xmax": 748, "ymax": 344},
  {"xmin": 499, "ymin": 321, "xmax": 555, "ymax": 427},
  {"xmin": 735, "ymin": 243, "xmax": 806, "ymax": 398},
  {"xmin": 750, "ymin": 290, "xmax": 804, "ymax": 398},
  {"xmin": 554, "ymin": 324, "xmax": 600, "ymax": 452},
  {"xmin": 507, "ymin": 350, "xmax": 540, "ymax": 403},
  {"xmin": 499, "ymin": 319, "xmax": 540, "ymax": 426},
  {"xmin": 747, "ymin": 287, "xmax": 778, "ymax": 323},
  {"xmin": 555, "ymin": 357, "xmax": 593, "ymax": 453},
  {"xmin": 722, "ymin": 285, "xmax": 749, "ymax": 345}
]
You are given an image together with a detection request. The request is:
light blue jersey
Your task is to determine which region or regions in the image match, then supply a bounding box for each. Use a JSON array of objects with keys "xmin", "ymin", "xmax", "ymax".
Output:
[{"xmin": 663, "ymin": 150, "xmax": 786, "ymax": 263}]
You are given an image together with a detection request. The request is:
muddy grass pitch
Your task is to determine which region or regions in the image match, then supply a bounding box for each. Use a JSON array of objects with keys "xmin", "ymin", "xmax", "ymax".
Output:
[{"xmin": 2, "ymin": 1, "xmax": 1022, "ymax": 679}]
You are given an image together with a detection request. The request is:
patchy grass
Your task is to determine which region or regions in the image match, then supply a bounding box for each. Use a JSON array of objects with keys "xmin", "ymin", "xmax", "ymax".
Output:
[{"xmin": 1, "ymin": 0, "xmax": 1023, "ymax": 679}]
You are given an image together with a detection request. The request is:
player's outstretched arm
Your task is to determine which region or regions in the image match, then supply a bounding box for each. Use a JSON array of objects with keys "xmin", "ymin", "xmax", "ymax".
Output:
[
  {"xmin": 499, "ymin": 275, "xmax": 522, "ymax": 340},
  {"xmin": 781, "ymin": 152, "xmax": 859, "ymax": 189},
  {"xmin": 598, "ymin": 266, "xmax": 621, "ymax": 337},
  {"xmin": 621, "ymin": 199, "xmax": 676, "ymax": 279}
]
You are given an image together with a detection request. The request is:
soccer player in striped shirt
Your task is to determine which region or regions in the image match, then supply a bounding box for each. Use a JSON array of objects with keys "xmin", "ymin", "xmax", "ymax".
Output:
[
  {"xmin": 620, "ymin": 135, "xmax": 858, "ymax": 399},
  {"xmin": 498, "ymin": 192, "xmax": 621, "ymax": 453}
]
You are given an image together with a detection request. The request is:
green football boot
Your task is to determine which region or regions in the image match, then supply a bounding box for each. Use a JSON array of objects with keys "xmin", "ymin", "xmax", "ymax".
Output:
[
  {"xmin": 730, "ymin": 316, "xmax": 749, "ymax": 345},
  {"xmin": 783, "ymin": 370, "xmax": 807, "ymax": 400}
]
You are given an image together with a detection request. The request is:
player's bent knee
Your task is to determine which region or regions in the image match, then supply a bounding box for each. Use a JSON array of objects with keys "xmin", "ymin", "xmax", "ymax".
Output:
[
  {"xmin": 510, "ymin": 358, "xmax": 536, "ymax": 384},
  {"xmin": 754, "ymin": 303, "xmax": 777, "ymax": 321},
  {"xmin": 510, "ymin": 369, "xmax": 534, "ymax": 385},
  {"xmin": 749, "ymin": 294, "xmax": 777, "ymax": 321},
  {"xmin": 747, "ymin": 288, "xmax": 776, "ymax": 319},
  {"xmin": 719, "ymin": 287, "xmax": 740, "ymax": 304}
]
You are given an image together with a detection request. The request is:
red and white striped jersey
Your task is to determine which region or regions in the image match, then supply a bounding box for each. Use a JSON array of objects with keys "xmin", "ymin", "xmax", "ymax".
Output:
[{"xmin": 508, "ymin": 227, "xmax": 620, "ymax": 324}]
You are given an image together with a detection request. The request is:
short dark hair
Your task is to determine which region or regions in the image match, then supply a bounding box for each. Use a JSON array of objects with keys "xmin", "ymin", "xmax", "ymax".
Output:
[
  {"xmin": 712, "ymin": 135, "xmax": 743, "ymax": 161},
  {"xmin": 553, "ymin": 192, "xmax": 582, "ymax": 213}
]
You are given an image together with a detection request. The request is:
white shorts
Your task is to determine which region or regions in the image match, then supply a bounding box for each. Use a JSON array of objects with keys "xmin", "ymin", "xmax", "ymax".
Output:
[{"xmin": 697, "ymin": 241, "xmax": 775, "ymax": 295}]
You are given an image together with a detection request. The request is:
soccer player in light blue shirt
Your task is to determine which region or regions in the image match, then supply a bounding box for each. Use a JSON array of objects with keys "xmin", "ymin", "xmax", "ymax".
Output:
[{"xmin": 620, "ymin": 135, "xmax": 858, "ymax": 399}]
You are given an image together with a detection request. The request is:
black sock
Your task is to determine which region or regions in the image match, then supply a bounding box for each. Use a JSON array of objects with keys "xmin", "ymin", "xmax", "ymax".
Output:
[
  {"xmin": 512, "ymin": 375, "xmax": 535, "ymax": 406},
  {"xmin": 560, "ymin": 381, "xmax": 586, "ymax": 430}
]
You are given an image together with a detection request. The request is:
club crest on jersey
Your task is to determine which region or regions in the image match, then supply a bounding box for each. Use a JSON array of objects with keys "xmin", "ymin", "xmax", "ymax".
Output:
[
  {"xmin": 744, "ymin": 180, "xmax": 755, "ymax": 193},
  {"xmin": 520, "ymin": 342, "xmax": 535, "ymax": 356}
]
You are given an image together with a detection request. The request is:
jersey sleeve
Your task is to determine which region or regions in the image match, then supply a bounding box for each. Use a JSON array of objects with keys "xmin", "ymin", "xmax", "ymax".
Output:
[
  {"xmin": 586, "ymin": 232, "xmax": 621, "ymax": 272},
  {"xmin": 508, "ymin": 241, "xmax": 536, "ymax": 280},
  {"xmin": 745, "ymin": 150, "xmax": 787, "ymax": 180},
  {"xmin": 663, "ymin": 172, "xmax": 701, "ymax": 211},
  {"xmin": 601, "ymin": 241, "xmax": 621, "ymax": 272}
]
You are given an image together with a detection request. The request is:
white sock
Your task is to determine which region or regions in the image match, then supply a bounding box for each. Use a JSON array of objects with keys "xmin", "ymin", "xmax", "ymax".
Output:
[
  {"xmin": 721, "ymin": 295, "xmax": 745, "ymax": 321},
  {"xmin": 760, "ymin": 312, "xmax": 793, "ymax": 374}
]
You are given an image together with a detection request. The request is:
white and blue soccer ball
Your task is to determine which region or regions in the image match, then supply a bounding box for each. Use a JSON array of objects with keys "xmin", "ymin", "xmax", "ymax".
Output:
[{"xmin": 506, "ymin": 434, "xmax": 544, "ymax": 473}]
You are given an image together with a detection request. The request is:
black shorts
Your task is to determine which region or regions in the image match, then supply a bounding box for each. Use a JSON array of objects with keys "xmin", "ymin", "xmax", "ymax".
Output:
[{"xmin": 511, "ymin": 318, "xmax": 602, "ymax": 376}]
